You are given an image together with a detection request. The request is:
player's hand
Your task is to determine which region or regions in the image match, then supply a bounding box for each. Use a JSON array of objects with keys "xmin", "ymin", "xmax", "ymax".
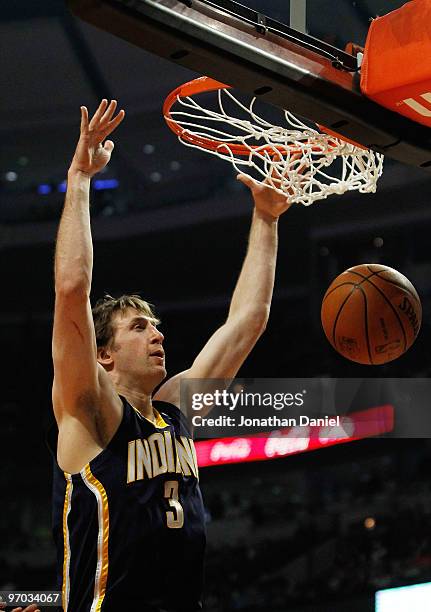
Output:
[
  {"xmin": 237, "ymin": 152, "xmax": 306, "ymax": 219},
  {"xmin": 69, "ymin": 99, "xmax": 125, "ymax": 178},
  {"xmin": 237, "ymin": 173, "xmax": 293, "ymax": 220},
  {"xmin": 0, "ymin": 603, "xmax": 40, "ymax": 612},
  {"xmin": 236, "ymin": 155, "xmax": 306, "ymax": 219}
]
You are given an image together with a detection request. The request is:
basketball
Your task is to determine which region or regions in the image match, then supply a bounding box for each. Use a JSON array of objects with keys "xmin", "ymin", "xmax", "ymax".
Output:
[{"xmin": 321, "ymin": 264, "xmax": 422, "ymax": 365}]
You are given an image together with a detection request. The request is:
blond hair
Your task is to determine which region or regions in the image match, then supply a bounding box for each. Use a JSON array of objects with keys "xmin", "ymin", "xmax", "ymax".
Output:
[{"xmin": 92, "ymin": 294, "xmax": 160, "ymax": 348}]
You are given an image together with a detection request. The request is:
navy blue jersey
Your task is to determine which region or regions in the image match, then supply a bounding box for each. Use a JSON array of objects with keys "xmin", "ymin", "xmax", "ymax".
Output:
[{"xmin": 46, "ymin": 397, "xmax": 206, "ymax": 612}]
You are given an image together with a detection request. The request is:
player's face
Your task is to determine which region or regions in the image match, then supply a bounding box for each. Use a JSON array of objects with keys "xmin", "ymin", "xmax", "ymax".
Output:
[{"xmin": 110, "ymin": 308, "xmax": 166, "ymax": 387}]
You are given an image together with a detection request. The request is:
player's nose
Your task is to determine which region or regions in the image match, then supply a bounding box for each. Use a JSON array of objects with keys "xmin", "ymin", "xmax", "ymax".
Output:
[{"xmin": 150, "ymin": 324, "xmax": 164, "ymax": 343}]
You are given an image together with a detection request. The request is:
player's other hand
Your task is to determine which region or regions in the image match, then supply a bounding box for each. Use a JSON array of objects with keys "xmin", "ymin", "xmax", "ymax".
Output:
[
  {"xmin": 0, "ymin": 603, "xmax": 40, "ymax": 612},
  {"xmin": 69, "ymin": 99, "xmax": 125, "ymax": 178},
  {"xmin": 237, "ymin": 173, "xmax": 292, "ymax": 220}
]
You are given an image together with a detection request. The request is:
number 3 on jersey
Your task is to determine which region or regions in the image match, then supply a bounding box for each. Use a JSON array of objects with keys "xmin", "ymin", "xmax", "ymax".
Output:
[{"xmin": 164, "ymin": 480, "xmax": 184, "ymax": 528}]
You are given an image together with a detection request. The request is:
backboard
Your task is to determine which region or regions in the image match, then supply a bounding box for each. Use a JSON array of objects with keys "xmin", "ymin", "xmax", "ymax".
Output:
[{"xmin": 68, "ymin": 0, "xmax": 431, "ymax": 168}]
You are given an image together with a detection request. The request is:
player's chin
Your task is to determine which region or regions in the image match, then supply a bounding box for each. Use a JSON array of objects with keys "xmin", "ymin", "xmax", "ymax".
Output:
[{"xmin": 153, "ymin": 364, "xmax": 167, "ymax": 380}]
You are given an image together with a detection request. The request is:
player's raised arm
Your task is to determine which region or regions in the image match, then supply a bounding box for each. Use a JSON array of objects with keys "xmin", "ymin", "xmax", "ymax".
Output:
[
  {"xmin": 52, "ymin": 100, "xmax": 125, "ymax": 423},
  {"xmin": 155, "ymin": 174, "xmax": 292, "ymax": 406}
]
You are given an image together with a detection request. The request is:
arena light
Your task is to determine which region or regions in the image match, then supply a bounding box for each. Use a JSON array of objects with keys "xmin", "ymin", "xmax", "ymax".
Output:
[
  {"xmin": 195, "ymin": 405, "xmax": 394, "ymax": 467},
  {"xmin": 93, "ymin": 178, "xmax": 119, "ymax": 190},
  {"xmin": 375, "ymin": 582, "xmax": 431, "ymax": 611},
  {"xmin": 37, "ymin": 184, "xmax": 52, "ymax": 195}
]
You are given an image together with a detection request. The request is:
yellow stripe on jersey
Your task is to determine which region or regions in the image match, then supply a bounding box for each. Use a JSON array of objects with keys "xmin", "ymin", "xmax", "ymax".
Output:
[
  {"xmin": 62, "ymin": 473, "xmax": 73, "ymax": 612},
  {"xmin": 154, "ymin": 409, "xmax": 169, "ymax": 429},
  {"xmin": 81, "ymin": 464, "xmax": 110, "ymax": 612}
]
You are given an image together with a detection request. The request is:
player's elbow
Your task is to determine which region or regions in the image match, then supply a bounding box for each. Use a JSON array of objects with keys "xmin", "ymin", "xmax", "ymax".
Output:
[
  {"xmin": 253, "ymin": 306, "xmax": 270, "ymax": 336},
  {"xmin": 236, "ymin": 306, "xmax": 269, "ymax": 338}
]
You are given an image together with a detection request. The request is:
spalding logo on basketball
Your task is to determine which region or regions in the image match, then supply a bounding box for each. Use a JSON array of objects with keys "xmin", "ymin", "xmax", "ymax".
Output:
[{"xmin": 321, "ymin": 264, "xmax": 422, "ymax": 365}]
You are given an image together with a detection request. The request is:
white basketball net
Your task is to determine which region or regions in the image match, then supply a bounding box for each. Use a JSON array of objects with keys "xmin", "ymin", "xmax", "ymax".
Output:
[{"xmin": 166, "ymin": 87, "xmax": 384, "ymax": 206}]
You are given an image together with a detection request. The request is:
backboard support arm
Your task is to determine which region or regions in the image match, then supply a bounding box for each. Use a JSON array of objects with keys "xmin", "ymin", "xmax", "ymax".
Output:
[{"xmin": 290, "ymin": 0, "xmax": 307, "ymax": 35}]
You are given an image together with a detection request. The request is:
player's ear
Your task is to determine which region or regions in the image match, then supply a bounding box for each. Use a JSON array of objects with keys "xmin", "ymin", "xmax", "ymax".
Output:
[{"xmin": 97, "ymin": 346, "xmax": 114, "ymax": 368}]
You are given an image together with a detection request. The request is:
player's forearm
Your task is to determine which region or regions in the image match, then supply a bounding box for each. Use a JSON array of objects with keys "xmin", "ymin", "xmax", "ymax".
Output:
[
  {"xmin": 54, "ymin": 169, "xmax": 93, "ymax": 293},
  {"xmin": 228, "ymin": 208, "xmax": 278, "ymax": 324}
]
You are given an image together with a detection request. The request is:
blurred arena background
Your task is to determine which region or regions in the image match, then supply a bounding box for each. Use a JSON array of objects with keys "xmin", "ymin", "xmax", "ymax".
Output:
[{"xmin": 1, "ymin": 1, "xmax": 431, "ymax": 610}]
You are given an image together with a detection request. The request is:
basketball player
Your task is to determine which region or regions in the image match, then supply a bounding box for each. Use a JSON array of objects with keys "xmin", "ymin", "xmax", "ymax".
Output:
[{"xmin": 47, "ymin": 99, "xmax": 292, "ymax": 612}]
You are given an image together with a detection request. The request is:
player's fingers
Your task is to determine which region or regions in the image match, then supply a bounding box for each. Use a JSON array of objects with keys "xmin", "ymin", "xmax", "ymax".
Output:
[
  {"xmin": 100, "ymin": 99, "xmax": 117, "ymax": 125},
  {"xmin": 89, "ymin": 98, "xmax": 108, "ymax": 129},
  {"xmin": 289, "ymin": 150, "xmax": 308, "ymax": 176},
  {"xmin": 105, "ymin": 109, "xmax": 125, "ymax": 136},
  {"xmin": 80, "ymin": 106, "xmax": 89, "ymax": 133},
  {"xmin": 295, "ymin": 158, "xmax": 308, "ymax": 176},
  {"xmin": 236, "ymin": 173, "xmax": 257, "ymax": 189},
  {"xmin": 267, "ymin": 150, "xmax": 287, "ymax": 186},
  {"xmin": 271, "ymin": 149, "xmax": 283, "ymax": 163},
  {"xmin": 104, "ymin": 140, "xmax": 115, "ymax": 153},
  {"xmin": 269, "ymin": 163, "xmax": 283, "ymax": 183}
]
